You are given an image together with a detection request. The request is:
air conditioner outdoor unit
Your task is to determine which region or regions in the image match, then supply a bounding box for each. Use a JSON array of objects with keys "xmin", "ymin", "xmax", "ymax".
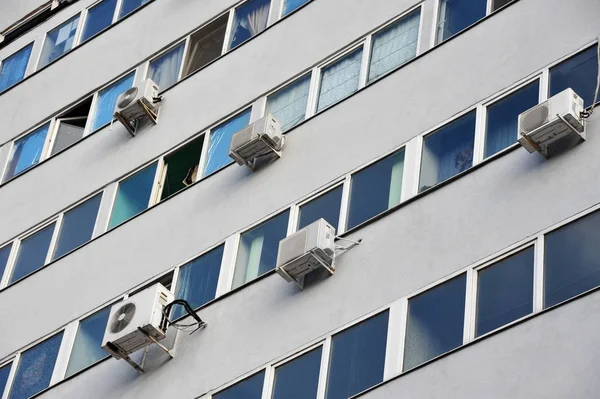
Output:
[
  {"xmin": 276, "ymin": 218, "xmax": 336, "ymax": 287},
  {"xmin": 101, "ymin": 283, "xmax": 173, "ymax": 360},
  {"xmin": 114, "ymin": 78, "xmax": 160, "ymax": 137},
  {"xmin": 518, "ymin": 88, "xmax": 585, "ymax": 156},
  {"xmin": 229, "ymin": 114, "xmax": 285, "ymax": 170}
]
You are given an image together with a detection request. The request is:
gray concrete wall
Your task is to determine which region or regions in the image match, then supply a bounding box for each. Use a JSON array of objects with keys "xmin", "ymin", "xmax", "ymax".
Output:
[{"xmin": 0, "ymin": 0, "xmax": 49, "ymax": 32}]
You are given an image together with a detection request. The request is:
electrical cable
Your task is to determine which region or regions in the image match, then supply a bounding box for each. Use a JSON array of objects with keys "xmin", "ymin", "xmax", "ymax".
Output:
[{"xmin": 161, "ymin": 299, "xmax": 207, "ymax": 335}]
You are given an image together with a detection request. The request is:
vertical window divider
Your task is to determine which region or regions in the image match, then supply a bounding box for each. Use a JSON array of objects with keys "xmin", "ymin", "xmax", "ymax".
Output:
[
  {"xmin": 251, "ymin": 97, "xmax": 267, "ymax": 123},
  {"xmin": 358, "ymin": 38, "xmax": 372, "ymax": 88},
  {"xmin": 533, "ymin": 235, "xmax": 545, "ymax": 312},
  {"xmin": 402, "ymin": 136, "xmax": 422, "ymax": 200},
  {"xmin": 276, "ymin": 0, "xmax": 286, "ymax": 19},
  {"xmin": 486, "ymin": 0, "xmax": 494, "ymax": 15},
  {"xmin": 383, "ymin": 299, "xmax": 406, "ymax": 380},
  {"xmin": 430, "ymin": 0, "xmax": 442, "ymax": 47},
  {"xmin": 222, "ymin": 9, "xmax": 236, "ymax": 54},
  {"xmin": 83, "ymin": 92, "xmax": 100, "ymax": 138},
  {"xmin": 94, "ymin": 183, "xmax": 118, "ymax": 236},
  {"xmin": 266, "ymin": 0, "xmax": 281, "ymax": 27},
  {"xmin": 540, "ymin": 68, "xmax": 550, "ymax": 102},
  {"xmin": 170, "ymin": 264, "xmax": 181, "ymax": 295},
  {"xmin": 50, "ymin": 322, "xmax": 78, "ymax": 384},
  {"xmin": 337, "ymin": 175, "xmax": 352, "ymax": 234},
  {"xmin": 287, "ymin": 204, "xmax": 300, "ymax": 235},
  {"xmin": 113, "ymin": 0, "xmax": 125, "ymax": 23},
  {"xmin": 149, "ymin": 157, "xmax": 165, "ymax": 207},
  {"xmin": 72, "ymin": 10, "xmax": 86, "ymax": 47},
  {"xmin": 33, "ymin": 32, "xmax": 48, "ymax": 71},
  {"xmin": 0, "ymin": 141, "xmax": 13, "ymax": 183},
  {"xmin": 40, "ymin": 119, "xmax": 58, "ymax": 161},
  {"xmin": 415, "ymin": 4, "xmax": 425, "ymax": 56},
  {"xmin": 44, "ymin": 214, "xmax": 63, "ymax": 264},
  {"xmin": 177, "ymin": 36, "xmax": 192, "ymax": 82},
  {"xmin": 305, "ymin": 68, "xmax": 321, "ymax": 118},
  {"xmin": 472, "ymin": 104, "xmax": 486, "ymax": 165},
  {"xmin": 1, "ymin": 353, "xmax": 19, "ymax": 399},
  {"xmin": 217, "ymin": 233, "xmax": 241, "ymax": 294},
  {"xmin": 315, "ymin": 336, "xmax": 332, "ymax": 399},
  {"xmin": 0, "ymin": 241, "xmax": 19, "ymax": 288},
  {"xmin": 197, "ymin": 130, "xmax": 211, "ymax": 179},
  {"xmin": 260, "ymin": 364, "xmax": 275, "ymax": 399},
  {"xmin": 462, "ymin": 268, "xmax": 476, "ymax": 344}
]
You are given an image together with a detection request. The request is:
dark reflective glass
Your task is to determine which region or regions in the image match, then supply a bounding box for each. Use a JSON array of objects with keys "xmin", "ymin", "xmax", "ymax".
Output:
[
  {"xmin": 109, "ymin": 162, "xmax": 158, "ymax": 229},
  {"xmin": 492, "ymin": 0, "xmax": 515, "ymax": 11},
  {"xmin": 438, "ymin": 0, "xmax": 487, "ymax": 42},
  {"xmin": 10, "ymin": 223, "xmax": 56, "ymax": 284},
  {"xmin": 66, "ymin": 307, "xmax": 110, "ymax": 377},
  {"xmin": 160, "ymin": 136, "xmax": 204, "ymax": 200},
  {"xmin": 119, "ymin": 0, "xmax": 150, "ymax": 19},
  {"xmin": 182, "ymin": 15, "xmax": 228, "ymax": 78},
  {"xmin": 53, "ymin": 193, "xmax": 102, "ymax": 260},
  {"xmin": 273, "ymin": 347, "xmax": 322, "ymax": 399},
  {"xmin": 550, "ymin": 46, "xmax": 599, "ymax": 107},
  {"xmin": 283, "ymin": 0, "xmax": 310, "ymax": 15},
  {"xmin": 0, "ymin": 362, "xmax": 11, "ymax": 397},
  {"xmin": 214, "ymin": 370, "xmax": 264, "ymax": 399},
  {"xmin": 299, "ymin": 186, "xmax": 343, "ymax": 230},
  {"xmin": 0, "ymin": 244, "xmax": 12, "ymax": 282},
  {"xmin": 81, "ymin": 0, "xmax": 118, "ymax": 42}
]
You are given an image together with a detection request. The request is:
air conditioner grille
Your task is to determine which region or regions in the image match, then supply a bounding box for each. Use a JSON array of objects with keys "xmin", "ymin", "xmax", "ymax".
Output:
[
  {"xmin": 522, "ymin": 103, "xmax": 550, "ymax": 133},
  {"xmin": 110, "ymin": 303, "xmax": 136, "ymax": 333},
  {"xmin": 118, "ymin": 87, "xmax": 138, "ymax": 109}
]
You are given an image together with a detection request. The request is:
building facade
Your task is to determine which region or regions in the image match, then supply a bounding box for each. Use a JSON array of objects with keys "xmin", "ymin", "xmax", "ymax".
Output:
[{"xmin": 0, "ymin": 0, "xmax": 599, "ymax": 398}]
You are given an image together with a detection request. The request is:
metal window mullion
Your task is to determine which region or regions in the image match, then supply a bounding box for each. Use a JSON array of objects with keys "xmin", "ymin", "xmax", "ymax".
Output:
[
  {"xmin": 431, "ymin": 0, "xmax": 442, "ymax": 47},
  {"xmin": 40, "ymin": 119, "xmax": 58, "ymax": 161},
  {"xmin": 222, "ymin": 9, "xmax": 236, "ymax": 54},
  {"xmin": 472, "ymin": 104, "xmax": 486, "ymax": 165},
  {"xmin": 462, "ymin": 268, "xmax": 475, "ymax": 345},
  {"xmin": 113, "ymin": 0, "xmax": 125, "ymax": 22},
  {"xmin": 400, "ymin": 136, "xmax": 422, "ymax": 201},
  {"xmin": 44, "ymin": 214, "xmax": 63, "ymax": 265},
  {"xmin": 261, "ymin": 364, "xmax": 275, "ymax": 399},
  {"xmin": 1, "ymin": 353, "xmax": 20, "ymax": 399},
  {"xmin": 50, "ymin": 322, "xmax": 78, "ymax": 384},
  {"xmin": 216, "ymin": 233, "xmax": 241, "ymax": 295},
  {"xmin": 197, "ymin": 130, "xmax": 211, "ymax": 179},
  {"xmin": 540, "ymin": 69, "xmax": 550, "ymax": 102},
  {"xmin": 0, "ymin": 141, "xmax": 13, "ymax": 183},
  {"xmin": 93, "ymin": 183, "xmax": 119, "ymax": 236},
  {"xmin": 177, "ymin": 36, "xmax": 191, "ymax": 82},
  {"xmin": 533, "ymin": 235, "xmax": 545, "ymax": 312},
  {"xmin": 277, "ymin": 0, "xmax": 287, "ymax": 18},
  {"xmin": 148, "ymin": 158, "xmax": 165, "ymax": 207},
  {"xmin": 0, "ymin": 239, "xmax": 19, "ymax": 288},
  {"xmin": 486, "ymin": 0, "xmax": 494, "ymax": 15},
  {"xmin": 287, "ymin": 205, "xmax": 300, "ymax": 235},
  {"xmin": 337, "ymin": 175, "xmax": 352, "ymax": 234},
  {"xmin": 170, "ymin": 265, "xmax": 180, "ymax": 294},
  {"xmin": 415, "ymin": 4, "xmax": 426, "ymax": 55},
  {"xmin": 266, "ymin": 0, "xmax": 280, "ymax": 26},
  {"xmin": 33, "ymin": 32, "xmax": 48, "ymax": 72},
  {"xmin": 358, "ymin": 38, "xmax": 372, "ymax": 88},
  {"xmin": 73, "ymin": 10, "xmax": 86, "ymax": 47},
  {"xmin": 383, "ymin": 299, "xmax": 406, "ymax": 380},
  {"xmin": 305, "ymin": 68, "xmax": 321, "ymax": 118},
  {"xmin": 315, "ymin": 337, "xmax": 332, "ymax": 399},
  {"xmin": 83, "ymin": 91, "xmax": 100, "ymax": 137}
]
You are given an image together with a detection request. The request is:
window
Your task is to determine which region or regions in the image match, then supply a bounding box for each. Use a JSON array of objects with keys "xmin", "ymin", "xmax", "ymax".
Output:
[
  {"xmin": 214, "ymin": 371, "xmax": 265, "ymax": 399},
  {"xmin": 108, "ymin": 162, "xmax": 158, "ymax": 229},
  {"xmin": 273, "ymin": 347, "xmax": 322, "ymax": 399},
  {"xmin": 229, "ymin": 0, "xmax": 272, "ymax": 50},
  {"xmin": 9, "ymin": 223, "xmax": 56, "ymax": 284},
  {"xmin": 475, "ymin": 247, "xmax": 534, "ymax": 337},
  {"xmin": 39, "ymin": 14, "xmax": 81, "ymax": 68},
  {"xmin": 0, "ymin": 362, "xmax": 11, "ymax": 397},
  {"xmin": 148, "ymin": 42, "xmax": 185, "ymax": 90},
  {"xmin": 81, "ymin": 0, "xmax": 118, "ymax": 43},
  {"xmin": 8, "ymin": 332, "xmax": 63, "ymax": 399},
  {"xmin": 347, "ymin": 150, "xmax": 404, "ymax": 230},
  {"xmin": 173, "ymin": 245, "xmax": 223, "ymax": 319},
  {"xmin": 298, "ymin": 185, "xmax": 343, "ymax": 230},
  {"xmin": 50, "ymin": 97, "xmax": 93, "ymax": 156},
  {"xmin": 419, "ymin": 110, "xmax": 476, "ymax": 192},
  {"xmin": 204, "ymin": 109, "xmax": 252, "ymax": 176},
  {"xmin": 403, "ymin": 274, "xmax": 466, "ymax": 371},
  {"xmin": 266, "ymin": 74, "xmax": 311, "ymax": 132},
  {"xmin": 436, "ymin": 0, "xmax": 487, "ymax": 43},
  {"xmin": 317, "ymin": 48, "xmax": 363, "ymax": 112},
  {"xmin": 368, "ymin": 9, "xmax": 420, "ymax": 82},
  {"xmin": 66, "ymin": 307, "xmax": 111, "ymax": 377},
  {"xmin": 326, "ymin": 311, "xmax": 389, "ymax": 399},
  {"xmin": 484, "ymin": 80, "xmax": 539, "ymax": 158},
  {"xmin": 91, "ymin": 72, "xmax": 135, "ymax": 131},
  {"xmin": 492, "ymin": 0, "xmax": 515, "ymax": 10},
  {"xmin": 52, "ymin": 193, "xmax": 102, "ymax": 260},
  {"xmin": 544, "ymin": 210, "xmax": 600, "ymax": 308},
  {"xmin": 182, "ymin": 14, "xmax": 228, "ymax": 78},
  {"xmin": 0, "ymin": 244, "xmax": 12, "ymax": 281},
  {"xmin": 233, "ymin": 210, "xmax": 289, "ymax": 289},
  {"xmin": 550, "ymin": 46, "xmax": 599, "ymax": 107},
  {"xmin": 4, "ymin": 123, "xmax": 51, "ymax": 182},
  {"xmin": 282, "ymin": 0, "xmax": 310, "ymax": 16},
  {"xmin": 0, "ymin": 43, "xmax": 33, "ymax": 93},
  {"xmin": 118, "ymin": 0, "xmax": 150, "ymax": 19},
  {"xmin": 159, "ymin": 136, "xmax": 204, "ymax": 200}
]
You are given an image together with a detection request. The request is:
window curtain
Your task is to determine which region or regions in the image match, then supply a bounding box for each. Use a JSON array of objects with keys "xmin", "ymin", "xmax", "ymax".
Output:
[
  {"xmin": 317, "ymin": 48, "xmax": 363, "ymax": 112},
  {"xmin": 5, "ymin": 123, "xmax": 50, "ymax": 181},
  {"xmin": 149, "ymin": 43, "xmax": 185, "ymax": 90},
  {"xmin": 0, "ymin": 44, "xmax": 33, "ymax": 92},
  {"xmin": 204, "ymin": 109, "xmax": 252, "ymax": 176},
  {"xmin": 39, "ymin": 15, "xmax": 80, "ymax": 68},
  {"xmin": 92, "ymin": 73, "xmax": 135, "ymax": 131},
  {"xmin": 266, "ymin": 74, "xmax": 311, "ymax": 131},
  {"xmin": 369, "ymin": 9, "xmax": 420, "ymax": 81},
  {"xmin": 283, "ymin": 0, "xmax": 310, "ymax": 16},
  {"xmin": 230, "ymin": 0, "xmax": 271, "ymax": 49}
]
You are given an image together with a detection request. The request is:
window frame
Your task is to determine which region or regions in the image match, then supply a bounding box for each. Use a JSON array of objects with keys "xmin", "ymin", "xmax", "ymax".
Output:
[
  {"xmin": 145, "ymin": 39, "xmax": 189, "ymax": 91},
  {"xmin": 290, "ymin": 181, "xmax": 346, "ymax": 234},
  {"xmin": 0, "ymin": 42, "xmax": 35, "ymax": 93},
  {"xmin": 35, "ymin": 11, "xmax": 85, "ymax": 70}
]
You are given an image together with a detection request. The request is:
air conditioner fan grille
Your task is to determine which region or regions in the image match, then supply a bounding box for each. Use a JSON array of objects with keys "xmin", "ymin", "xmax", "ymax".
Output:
[
  {"xmin": 117, "ymin": 87, "xmax": 138, "ymax": 109},
  {"xmin": 110, "ymin": 303, "xmax": 136, "ymax": 333},
  {"xmin": 522, "ymin": 103, "xmax": 550, "ymax": 133}
]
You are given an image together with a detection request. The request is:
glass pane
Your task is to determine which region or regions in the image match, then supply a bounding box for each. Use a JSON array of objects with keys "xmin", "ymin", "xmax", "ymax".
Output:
[
  {"xmin": 273, "ymin": 347, "xmax": 322, "ymax": 399},
  {"xmin": 204, "ymin": 109, "xmax": 252, "ymax": 176},
  {"xmin": 4, "ymin": 123, "xmax": 50, "ymax": 182},
  {"xmin": 485, "ymin": 80, "xmax": 539, "ymax": 158},
  {"xmin": 0, "ymin": 363, "xmax": 11, "ymax": 398},
  {"xmin": 476, "ymin": 247, "xmax": 534, "ymax": 337},
  {"xmin": 317, "ymin": 48, "xmax": 363, "ymax": 112},
  {"xmin": 550, "ymin": 46, "xmax": 599, "ymax": 107},
  {"xmin": 91, "ymin": 72, "xmax": 135, "ymax": 131},
  {"xmin": 230, "ymin": 0, "xmax": 271, "ymax": 50},
  {"xmin": 368, "ymin": 9, "xmax": 420, "ymax": 81},
  {"xmin": 66, "ymin": 307, "xmax": 110, "ymax": 377},
  {"xmin": 404, "ymin": 274, "xmax": 466, "ymax": 371},
  {"xmin": 51, "ymin": 118, "xmax": 87, "ymax": 156},
  {"xmin": 419, "ymin": 111, "xmax": 476, "ymax": 192},
  {"xmin": 544, "ymin": 210, "xmax": 600, "ymax": 308},
  {"xmin": 10, "ymin": 223, "xmax": 56, "ymax": 284},
  {"xmin": 0, "ymin": 244, "xmax": 12, "ymax": 282},
  {"xmin": 39, "ymin": 15, "xmax": 80, "ymax": 68},
  {"xmin": 437, "ymin": 0, "xmax": 487, "ymax": 43},
  {"xmin": 347, "ymin": 150, "xmax": 404, "ymax": 230},
  {"xmin": 233, "ymin": 210, "xmax": 290, "ymax": 289},
  {"xmin": 0, "ymin": 43, "xmax": 33, "ymax": 92},
  {"xmin": 109, "ymin": 162, "xmax": 158, "ymax": 229},
  {"xmin": 119, "ymin": 0, "xmax": 150, "ymax": 19},
  {"xmin": 182, "ymin": 14, "xmax": 228, "ymax": 78},
  {"xmin": 266, "ymin": 74, "xmax": 311, "ymax": 132},
  {"xmin": 81, "ymin": 0, "xmax": 118, "ymax": 42},
  {"xmin": 149, "ymin": 43, "xmax": 185, "ymax": 90},
  {"xmin": 173, "ymin": 245, "xmax": 223, "ymax": 319},
  {"xmin": 298, "ymin": 186, "xmax": 343, "ymax": 231},
  {"xmin": 326, "ymin": 311, "xmax": 389, "ymax": 399},
  {"xmin": 53, "ymin": 193, "xmax": 102, "ymax": 260},
  {"xmin": 9, "ymin": 332, "xmax": 63, "ymax": 399},
  {"xmin": 214, "ymin": 371, "xmax": 265, "ymax": 399},
  {"xmin": 492, "ymin": 0, "xmax": 514, "ymax": 10},
  {"xmin": 160, "ymin": 136, "xmax": 204, "ymax": 200},
  {"xmin": 282, "ymin": 0, "xmax": 310, "ymax": 16}
]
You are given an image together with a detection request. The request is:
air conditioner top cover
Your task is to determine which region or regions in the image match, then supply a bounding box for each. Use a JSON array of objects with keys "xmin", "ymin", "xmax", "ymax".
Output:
[
  {"xmin": 114, "ymin": 78, "xmax": 159, "ymax": 116},
  {"xmin": 229, "ymin": 114, "xmax": 284, "ymax": 166}
]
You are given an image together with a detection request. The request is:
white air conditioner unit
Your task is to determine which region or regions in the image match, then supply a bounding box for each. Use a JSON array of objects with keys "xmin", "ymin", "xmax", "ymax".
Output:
[
  {"xmin": 114, "ymin": 78, "xmax": 160, "ymax": 137},
  {"xmin": 276, "ymin": 218, "xmax": 336, "ymax": 286},
  {"xmin": 102, "ymin": 283, "xmax": 173, "ymax": 360},
  {"xmin": 518, "ymin": 88, "xmax": 585, "ymax": 156},
  {"xmin": 229, "ymin": 114, "xmax": 285, "ymax": 170}
]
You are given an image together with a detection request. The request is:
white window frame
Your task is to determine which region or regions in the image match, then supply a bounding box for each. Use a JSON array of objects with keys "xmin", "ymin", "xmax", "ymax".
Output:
[{"xmin": 35, "ymin": 11, "xmax": 84, "ymax": 71}]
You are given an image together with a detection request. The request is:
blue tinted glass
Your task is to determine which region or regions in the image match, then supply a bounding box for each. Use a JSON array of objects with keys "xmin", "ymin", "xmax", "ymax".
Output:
[
  {"xmin": 283, "ymin": 0, "xmax": 310, "ymax": 15},
  {"xmin": 39, "ymin": 15, "xmax": 80, "ymax": 67},
  {"xmin": 544, "ymin": 210, "xmax": 600, "ymax": 308},
  {"xmin": 119, "ymin": 0, "xmax": 150, "ymax": 19},
  {"xmin": 273, "ymin": 347, "xmax": 322, "ymax": 399},
  {"xmin": 438, "ymin": 0, "xmax": 487, "ymax": 42},
  {"xmin": 109, "ymin": 162, "xmax": 157, "ymax": 229},
  {"xmin": 230, "ymin": 0, "xmax": 271, "ymax": 49},
  {"xmin": 149, "ymin": 43, "xmax": 185, "ymax": 90},
  {"xmin": 326, "ymin": 311, "xmax": 389, "ymax": 399},
  {"xmin": 53, "ymin": 193, "xmax": 102, "ymax": 260},
  {"xmin": 318, "ymin": 48, "xmax": 363, "ymax": 112},
  {"xmin": 419, "ymin": 111, "xmax": 476, "ymax": 192},
  {"xmin": 173, "ymin": 245, "xmax": 223, "ymax": 319},
  {"xmin": 66, "ymin": 307, "xmax": 110, "ymax": 377},
  {"xmin": 347, "ymin": 150, "xmax": 404, "ymax": 230},
  {"xmin": 550, "ymin": 46, "xmax": 599, "ymax": 107},
  {"xmin": 10, "ymin": 223, "xmax": 56, "ymax": 284},
  {"xmin": 81, "ymin": 0, "xmax": 118, "ymax": 42},
  {"xmin": 0, "ymin": 244, "xmax": 12, "ymax": 281},
  {"xmin": 299, "ymin": 186, "xmax": 343, "ymax": 230},
  {"xmin": 92, "ymin": 73, "xmax": 135, "ymax": 131},
  {"xmin": 266, "ymin": 74, "xmax": 311, "ymax": 131},
  {"xmin": 214, "ymin": 371, "xmax": 264, "ymax": 399},
  {"xmin": 4, "ymin": 123, "xmax": 50, "ymax": 181},
  {"xmin": 404, "ymin": 274, "xmax": 466, "ymax": 371},
  {"xmin": 476, "ymin": 247, "xmax": 534, "ymax": 337},
  {"xmin": 204, "ymin": 109, "xmax": 252, "ymax": 176},
  {"xmin": 0, "ymin": 44, "xmax": 33, "ymax": 92},
  {"xmin": 0, "ymin": 363, "xmax": 10, "ymax": 397},
  {"xmin": 9, "ymin": 333, "xmax": 63, "ymax": 399},
  {"xmin": 485, "ymin": 81, "xmax": 539, "ymax": 157}
]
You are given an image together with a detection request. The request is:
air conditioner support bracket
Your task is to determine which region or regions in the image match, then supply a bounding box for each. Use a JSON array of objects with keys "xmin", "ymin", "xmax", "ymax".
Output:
[
  {"xmin": 114, "ymin": 99, "xmax": 159, "ymax": 137},
  {"xmin": 243, "ymin": 136, "xmax": 285, "ymax": 171},
  {"xmin": 334, "ymin": 237, "xmax": 362, "ymax": 257},
  {"xmin": 138, "ymin": 327, "xmax": 173, "ymax": 359}
]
